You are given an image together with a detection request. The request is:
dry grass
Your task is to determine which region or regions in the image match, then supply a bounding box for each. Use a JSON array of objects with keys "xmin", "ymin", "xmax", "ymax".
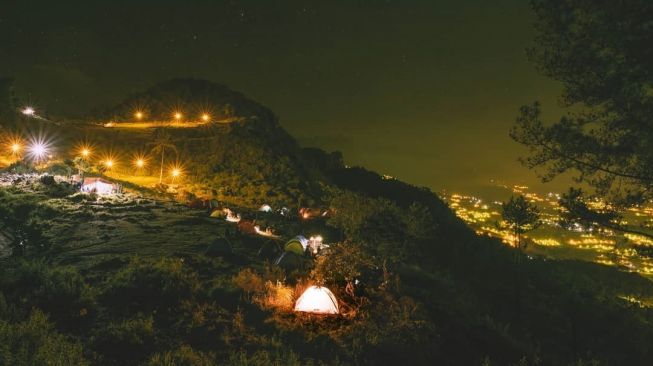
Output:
[{"xmin": 259, "ymin": 281, "xmax": 294, "ymax": 311}]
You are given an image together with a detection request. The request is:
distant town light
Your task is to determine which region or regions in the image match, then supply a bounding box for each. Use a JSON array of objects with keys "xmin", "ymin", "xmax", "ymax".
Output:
[
  {"xmin": 201, "ymin": 113, "xmax": 210, "ymax": 121},
  {"xmin": 22, "ymin": 107, "xmax": 35, "ymax": 116},
  {"xmin": 171, "ymin": 168, "xmax": 180, "ymax": 177},
  {"xmin": 174, "ymin": 112, "xmax": 182, "ymax": 120},
  {"xmin": 134, "ymin": 111, "xmax": 144, "ymax": 119}
]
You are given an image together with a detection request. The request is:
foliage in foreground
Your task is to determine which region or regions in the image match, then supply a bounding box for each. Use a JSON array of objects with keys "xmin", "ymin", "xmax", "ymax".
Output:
[{"xmin": 1, "ymin": 178, "xmax": 653, "ymax": 365}]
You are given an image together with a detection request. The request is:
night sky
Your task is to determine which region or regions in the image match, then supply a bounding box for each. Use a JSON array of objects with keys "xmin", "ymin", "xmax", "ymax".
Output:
[{"xmin": 1, "ymin": 0, "xmax": 565, "ymax": 192}]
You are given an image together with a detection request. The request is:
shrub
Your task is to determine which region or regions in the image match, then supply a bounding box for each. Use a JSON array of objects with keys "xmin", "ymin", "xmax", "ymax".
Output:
[
  {"xmin": 0, "ymin": 310, "xmax": 88, "ymax": 366},
  {"xmin": 256, "ymin": 281, "xmax": 294, "ymax": 311},
  {"xmin": 39, "ymin": 175, "xmax": 56, "ymax": 186},
  {"xmin": 46, "ymin": 163, "xmax": 73, "ymax": 177},
  {"xmin": 3, "ymin": 160, "xmax": 35, "ymax": 174},
  {"xmin": 148, "ymin": 345, "xmax": 215, "ymax": 366},
  {"xmin": 0, "ymin": 260, "xmax": 95, "ymax": 330},
  {"xmin": 101, "ymin": 257, "xmax": 201, "ymax": 322},
  {"xmin": 233, "ymin": 268, "xmax": 265, "ymax": 299},
  {"xmin": 92, "ymin": 314, "xmax": 155, "ymax": 364}
]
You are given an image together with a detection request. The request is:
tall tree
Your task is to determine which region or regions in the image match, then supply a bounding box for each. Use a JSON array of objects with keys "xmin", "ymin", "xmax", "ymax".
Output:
[
  {"xmin": 511, "ymin": 0, "xmax": 653, "ymax": 204},
  {"xmin": 501, "ymin": 195, "xmax": 541, "ymax": 249},
  {"xmin": 0, "ymin": 77, "xmax": 18, "ymax": 129},
  {"xmin": 148, "ymin": 129, "xmax": 178, "ymax": 184}
]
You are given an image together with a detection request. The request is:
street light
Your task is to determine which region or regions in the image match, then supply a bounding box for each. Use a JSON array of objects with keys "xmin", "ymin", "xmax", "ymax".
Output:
[
  {"xmin": 174, "ymin": 112, "xmax": 182, "ymax": 120},
  {"xmin": 81, "ymin": 148, "xmax": 91, "ymax": 158},
  {"xmin": 105, "ymin": 160, "xmax": 114, "ymax": 169},
  {"xmin": 135, "ymin": 159, "xmax": 145, "ymax": 168},
  {"xmin": 134, "ymin": 111, "xmax": 144, "ymax": 120},
  {"xmin": 201, "ymin": 113, "xmax": 210, "ymax": 122},
  {"xmin": 28, "ymin": 142, "xmax": 48, "ymax": 162},
  {"xmin": 170, "ymin": 167, "xmax": 181, "ymax": 183}
]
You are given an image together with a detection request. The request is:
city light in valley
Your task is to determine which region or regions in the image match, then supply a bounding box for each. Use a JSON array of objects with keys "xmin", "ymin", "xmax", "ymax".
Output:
[{"xmin": 442, "ymin": 186, "xmax": 653, "ymax": 278}]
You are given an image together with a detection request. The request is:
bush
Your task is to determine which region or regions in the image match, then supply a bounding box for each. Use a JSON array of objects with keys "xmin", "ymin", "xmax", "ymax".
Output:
[
  {"xmin": 101, "ymin": 258, "xmax": 201, "ymax": 322},
  {"xmin": 0, "ymin": 310, "xmax": 88, "ymax": 366},
  {"xmin": 3, "ymin": 160, "xmax": 35, "ymax": 174},
  {"xmin": 44, "ymin": 182, "xmax": 77, "ymax": 198},
  {"xmin": 148, "ymin": 345, "xmax": 215, "ymax": 366},
  {"xmin": 233, "ymin": 268, "xmax": 265, "ymax": 299},
  {"xmin": 46, "ymin": 163, "xmax": 73, "ymax": 177},
  {"xmin": 39, "ymin": 175, "xmax": 56, "ymax": 186},
  {"xmin": 0, "ymin": 260, "xmax": 95, "ymax": 330},
  {"xmin": 92, "ymin": 314, "xmax": 155, "ymax": 364}
]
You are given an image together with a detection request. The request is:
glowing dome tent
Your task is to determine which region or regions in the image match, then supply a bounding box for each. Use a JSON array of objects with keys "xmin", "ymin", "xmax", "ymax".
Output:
[
  {"xmin": 284, "ymin": 236, "xmax": 308, "ymax": 255},
  {"xmin": 294, "ymin": 286, "xmax": 339, "ymax": 315}
]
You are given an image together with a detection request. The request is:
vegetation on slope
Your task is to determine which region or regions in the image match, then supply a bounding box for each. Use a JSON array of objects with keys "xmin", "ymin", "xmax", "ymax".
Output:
[
  {"xmin": 1, "ymin": 78, "xmax": 653, "ymax": 365},
  {"xmin": 1, "ymin": 165, "xmax": 653, "ymax": 365}
]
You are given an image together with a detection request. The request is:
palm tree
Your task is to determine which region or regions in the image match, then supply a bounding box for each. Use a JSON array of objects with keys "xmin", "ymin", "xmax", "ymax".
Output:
[{"xmin": 148, "ymin": 129, "xmax": 178, "ymax": 184}]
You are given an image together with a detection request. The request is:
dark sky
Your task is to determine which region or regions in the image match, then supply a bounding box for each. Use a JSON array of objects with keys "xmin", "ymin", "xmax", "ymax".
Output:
[{"xmin": 0, "ymin": 0, "xmax": 566, "ymax": 193}]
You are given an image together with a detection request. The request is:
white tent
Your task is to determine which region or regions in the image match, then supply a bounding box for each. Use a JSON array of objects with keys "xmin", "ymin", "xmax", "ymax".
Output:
[
  {"xmin": 294, "ymin": 286, "xmax": 339, "ymax": 315},
  {"xmin": 81, "ymin": 177, "xmax": 118, "ymax": 195},
  {"xmin": 259, "ymin": 204, "xmax": 272, "ymax": 212}
]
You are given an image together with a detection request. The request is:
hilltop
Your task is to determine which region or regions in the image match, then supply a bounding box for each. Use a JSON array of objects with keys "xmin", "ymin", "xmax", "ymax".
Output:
[
  {"xmin": 2, "ymin": 79, "xmax": 323, "ymax": 207},
  {"xmin": 1, "ymin": 79, "xmax": 653, "ymax": 365}
]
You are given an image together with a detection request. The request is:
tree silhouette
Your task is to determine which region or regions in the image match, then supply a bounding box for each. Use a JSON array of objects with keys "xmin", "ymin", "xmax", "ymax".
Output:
[
  {"xmin": 511, "ymin": 1, "xmax": 653, "ymax": 205},
  {"xmin": 72, "ymin": 156, "xmax": 90, "ymax": 176},
  {"xmin": 148, "ymin": 129, "xmax": 178, "ymax": 184},
  {"xmin": 501, "ymin": 195, "xmax": 540, "ymax": 249}
]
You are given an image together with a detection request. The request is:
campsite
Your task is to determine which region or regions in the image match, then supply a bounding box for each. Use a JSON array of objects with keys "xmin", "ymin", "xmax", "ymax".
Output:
[
  {"xmin": 3, "ymin": 153, "xmax": 653, "ymax": 365},
  {"xmin": 5, "ymin": 2, "xmax": 653, "ymax": 361}
]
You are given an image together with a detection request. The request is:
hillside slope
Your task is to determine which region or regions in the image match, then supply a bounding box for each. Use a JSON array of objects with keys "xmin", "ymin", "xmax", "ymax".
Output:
[{"xmin": 1, "ymin": 80, "xmax": 653, "ymax": 365}]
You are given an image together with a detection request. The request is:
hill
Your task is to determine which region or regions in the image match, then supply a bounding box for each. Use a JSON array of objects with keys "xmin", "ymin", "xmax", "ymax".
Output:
[
  {"xmin": 4, "ymin": 79, "xmax": 321, "ymax": 207},
  {"xmin": 1, "ymin": 80, "xmax": 653, "ymax": 365}
]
